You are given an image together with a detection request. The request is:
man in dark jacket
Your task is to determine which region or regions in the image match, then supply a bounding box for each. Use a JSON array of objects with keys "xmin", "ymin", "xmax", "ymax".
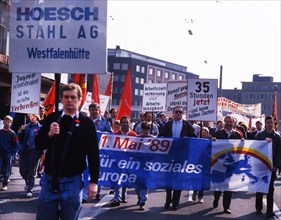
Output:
[
  {"xmin": 254, "ymin": 115, "xmax": 281, "ymax": 218},
  {"xmin": 212, "ymin": 115, "xmax": 243, "ymax": 214},
  {"xmin": 159, "ymin": 106, "xmax": 197, "ymax": 211},
  {"xmin": 35, "ymin": 83, "xmax": 100, "ymax": 220}
]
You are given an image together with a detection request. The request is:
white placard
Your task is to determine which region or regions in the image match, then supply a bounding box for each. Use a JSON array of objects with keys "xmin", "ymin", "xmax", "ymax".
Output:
[
  {"xmin": 100, "ymin": 94, "xmax": 110, "ymax": 115},
  {"xmin": 166, "ymin": 81, "xmax": 188, "ymax": 114},
  {"xmin": 187, "ymin": 79, "xmax": 218, "ymax": 121},
  {"xmin": 9, "ymin": 0, "xmax": 107, "ymax": 74},
  {"xmin": 10, "ymin": 73, "xmax": 41, "ymax": 114},
  {"xmin": 142, "ymin": 83, "xmax": 167, "ymax": 112},
  {"xmin": 80, "ymin": 92, "xmax": 109, "ymax": 116}
]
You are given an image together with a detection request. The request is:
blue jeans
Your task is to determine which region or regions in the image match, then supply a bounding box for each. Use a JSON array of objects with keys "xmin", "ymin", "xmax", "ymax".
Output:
[
  {"xmin": 0, "ymin": 152, "xmax": 12, "ymax": 186},
  {"xmin": 36, "ymin": 174, "xmax": 84, "ymax": 220},
  {"xmin": 113, "ymin": 187, "xmax": 127, "ymax": 202},
  {"xmin": 135, "ymin": 188, "xmax": 148, "ymax": 205}
]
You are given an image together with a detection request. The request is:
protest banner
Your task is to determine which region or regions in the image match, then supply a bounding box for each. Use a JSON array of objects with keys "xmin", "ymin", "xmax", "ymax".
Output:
[
  {"xmin": 9, "ymin": 0, "xmax": 107, "ymax": 73},
  {"xmin": 10, "ymin": 73, "xmax": 41, "ymax": 114},
  {"xmin": 142, "ymin": 83, "xmax": 167, "ymax": 112},
  {"xmin": 83, "ymin": 134, "xmax": 272, "ymax": 194},
  {"xmin": 211, "ymin": 139, "xmax": 272, "ymax": 193},
  {"xmin": 217, "ymin": 97, "xmax": 261, "ymax": 117},
  {"xmin": 187, "ymin": 79, "xmax": 218, "ymax": 121},
  {"xmin": 166, "ymin": 81, "xmax": 188, "ymax": 114}
]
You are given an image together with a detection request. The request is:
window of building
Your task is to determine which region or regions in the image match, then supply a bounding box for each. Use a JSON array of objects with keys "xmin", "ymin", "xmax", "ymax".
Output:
[
  {"xmin": 113, "ymin": 63, "xmax": 120, "ymax": 70},
  {"xmin": 135, "ymin": 89, "xmax": 139, "ymax": 96},
  {"xmin": 148, "ymin": 79, "xmax": 153, "ymax": 83},
  {"xmin": 141, "ymin": 67, "xmax": 145, "ymax": 73},
  {"xmin": 112, "ymin": 98, "xmax": 118, "ymax": 105},
  {"xmin": 140, "ymin": 78, "xmax": 144, "ymax": 84},
  {"xmin": 113, "ymin": 74, "xmax": 119, "ymax": 81},
  {"xmin": 140, "ymin": 90, "xmax": 143, "ymax": 96},
  {"xmin": 164, "ymin": 72, "xmax": 169, "ymax": 79},
  {"xmin": 178, "ymin": 75, "xmax": 183, "ymax": 80},
  {"xmin": 156, "ymin": 69, "xmax": 161, "ymax": 77},
  {"xmin": 135, "ymin": 77, "xmax": 139, "ymax": 84},
  {"xmin": 134, "ymin": 100, "xmax": 138, "ymax": 106},
  {"xmin": 120, "ymin": 75, "xmax": 126, "ymax": 82},
  {"xmin": 121, "ymin": 63, "xmax": 128, "ymax": 70},
  {"xmin": 261, "ymin": 94, "xmax": 264, "ymax": 99},
  {"xmin": 0, "ymin": 25, "xmax": 6, "ymax": 54},
  {"xmin": 113, "ymin": 87, "xmax": 118, "ymax": 93},
  {"xmin": 171, "ymin": 73, "xmax": 176, "ymax": 80},
  {"xmin": 136, "ymin": 65, "xmax": 140, "ymax": 72},
  {"xmin": 149, "ymin": 68, "xmax": 154, "ymax": 75}
]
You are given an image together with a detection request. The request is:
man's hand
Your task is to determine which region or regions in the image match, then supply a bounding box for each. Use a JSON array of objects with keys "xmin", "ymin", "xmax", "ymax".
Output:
[
  {"xmin": 265, "ymin": 138, "xmax": 272, "ymax": 143},
  {"xmin": 48, "ymin": 122, "xmax": 60, "ymax": 137},
  {"xmin": 87, "ymin": 183, "xmax": 98, "ymax": 201}
]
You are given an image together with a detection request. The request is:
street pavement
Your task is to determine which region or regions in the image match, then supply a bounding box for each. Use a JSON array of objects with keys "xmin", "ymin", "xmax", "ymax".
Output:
[{"xmin": 1, "ymin": 165, "xmax": 281, "ymax": 220}]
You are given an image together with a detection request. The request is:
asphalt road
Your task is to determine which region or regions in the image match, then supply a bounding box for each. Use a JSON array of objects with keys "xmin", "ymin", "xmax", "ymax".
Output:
[{"xmin": 1, "ymin": 165, "xmax": 281, "ymax": 220}]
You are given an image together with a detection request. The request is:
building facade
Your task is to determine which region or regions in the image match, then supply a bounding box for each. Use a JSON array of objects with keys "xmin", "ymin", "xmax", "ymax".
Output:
[
  {"xmin": 222, "ymin": 74, "xmax": 281, "ymax": 130},
  {"xmin": 107, "ymin": 46, "xmax": 199, "ymax": 119}
]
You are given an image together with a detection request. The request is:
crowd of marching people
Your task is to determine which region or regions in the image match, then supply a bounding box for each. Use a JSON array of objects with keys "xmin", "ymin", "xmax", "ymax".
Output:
[{"xmin": 0, "ymin": 83, "xmax": 281, "ymax": 219}]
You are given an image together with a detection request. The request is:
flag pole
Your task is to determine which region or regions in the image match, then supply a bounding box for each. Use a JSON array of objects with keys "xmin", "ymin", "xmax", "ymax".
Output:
[
  {"xmin": 55, "ymin": 73, "xmax": 61, "ymax": 112},
  {"xmin": 108, "ymin": 72, "xmax": 114, "ymax": 111}
]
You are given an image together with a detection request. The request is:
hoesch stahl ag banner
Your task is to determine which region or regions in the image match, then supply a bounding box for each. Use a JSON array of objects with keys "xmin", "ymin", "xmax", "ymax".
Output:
[
  {"xmin": 9, "ymin": 0, "xmax": 107, "ymax": 73},
  {"xmin": 83, "ymin": 133, "xmax": 272, "ymax": 194}
]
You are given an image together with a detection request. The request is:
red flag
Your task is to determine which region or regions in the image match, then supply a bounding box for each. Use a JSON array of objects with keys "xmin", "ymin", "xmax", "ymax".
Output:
[
  {"xmin": 92, "ymin": 74, "xmax": 100, "ymax": 105},
  {"xmin": 43, "ymin": 81, "xmax": 56, "ymax": 116},
  {"xmin": 116, "ymin": 69, "xmax": 132, "ymax": 120},
  {"xmin": 272, "ymin": 85, "xmax": 278, "ymax": 131},
  {"xmin": 248, "ymin": 116, "xmax": 252, "ymax": 132},
  {"xmin": 73, "ymin": 74, "xmax": 87, "ymax": 107},
  {"xmin": 105, "ymin": 74, "xmax": 113, "ymax": 97}
]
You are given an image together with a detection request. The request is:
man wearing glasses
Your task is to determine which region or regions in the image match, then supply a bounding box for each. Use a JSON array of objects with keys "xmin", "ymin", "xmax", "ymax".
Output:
[{"xmin": 159, "ymin": 106, "xmax": 197, "ymax": 210}]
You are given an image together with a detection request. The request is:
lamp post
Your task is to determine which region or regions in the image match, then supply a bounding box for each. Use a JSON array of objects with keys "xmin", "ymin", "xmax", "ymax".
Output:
[{"xmin": 219, "ymin": 65, "xmax": 223, "ymax": 97}]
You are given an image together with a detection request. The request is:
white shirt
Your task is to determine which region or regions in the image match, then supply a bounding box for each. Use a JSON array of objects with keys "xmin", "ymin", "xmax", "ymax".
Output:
[
  {"xmin": 172, "ymin": 119, "xmax": 183, "ymax": 137},
  {"xmin": 61, "ymin": 111, "xmax": 79, "ymax": 119}
]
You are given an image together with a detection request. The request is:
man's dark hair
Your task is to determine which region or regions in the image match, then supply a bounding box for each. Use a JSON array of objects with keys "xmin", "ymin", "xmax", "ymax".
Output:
[
  {"xmin": 120, "ymin": 116, "xmax": 130, "ymax": 123},
  {"xmin": 144, "ymin": 111, "xmax": 153, "ymax": 117},
  {"xmin": 141, "ymin": 121, "xmax": 151, "ymax": 130},
  {"xmin": 265, "ymin": 115, "xmax": 273, "ymax": 121},
  {"xmin": 216, "ymin": 120, "xmax": 223, "ymax": 125},
  {"xmin": 110, "ymin": 108, "xmax": 117, "ymax": 114},
  {"xmin": 89, "ymin": 103, "xmax": 100, "ymax": 109}
]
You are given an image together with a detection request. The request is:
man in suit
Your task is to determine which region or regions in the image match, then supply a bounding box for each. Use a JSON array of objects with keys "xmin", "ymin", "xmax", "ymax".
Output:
[
  {"xmin": 209, "ymin": 120, "xmax": 224, "ymax": 137},
  {"xmin": 212, "ymin": 115, "xmax": 243, "ymax": 214},
  {"xmin": 159, "ymin": 106, "xmax": 197, "ymax": 210},
  {"xmin": 254, "ymin": 115, "xmax": 281, "ymax": 218},
  {"xmin": 35, "ymin": 83, "xmax": 100, "ymax": 220},
  {"xmin": 249, "ymin": 120, "xmax": 263, "ymax": 140}
]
